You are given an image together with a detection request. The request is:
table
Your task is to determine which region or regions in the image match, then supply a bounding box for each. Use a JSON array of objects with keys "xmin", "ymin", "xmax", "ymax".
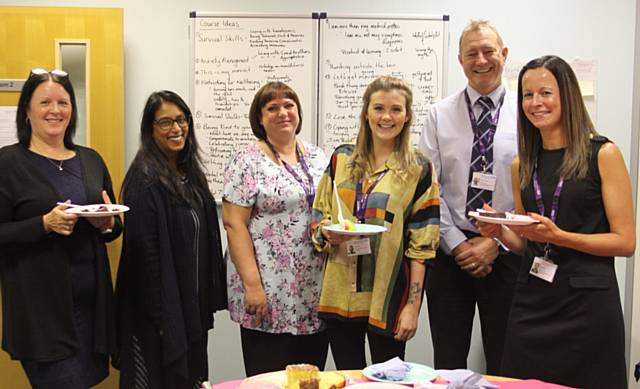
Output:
[{"xmin": 212, "ymin": 370, "xmax": 575, "ymax": 389}]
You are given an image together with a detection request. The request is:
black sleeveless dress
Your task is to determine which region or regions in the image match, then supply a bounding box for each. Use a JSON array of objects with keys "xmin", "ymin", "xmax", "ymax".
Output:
[{"xmin": 500, "ymin": 137, "xmax": 626, "ymax": 389}]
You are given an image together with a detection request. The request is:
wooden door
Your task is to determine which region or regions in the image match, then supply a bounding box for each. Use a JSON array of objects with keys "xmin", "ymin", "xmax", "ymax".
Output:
[{"xmin": 0, "ymin": 6, "xmax": 124, "ymax": 388}]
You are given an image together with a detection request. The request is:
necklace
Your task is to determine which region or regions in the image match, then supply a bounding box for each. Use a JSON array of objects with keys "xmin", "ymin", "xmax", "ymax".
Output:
[
  {"xmin": 45, "ymin": 157, "xmax": 64, "ymax": 171},
  {"xmin": 30, "ymin": 143, "xmax": 69, "ymax": 171}
]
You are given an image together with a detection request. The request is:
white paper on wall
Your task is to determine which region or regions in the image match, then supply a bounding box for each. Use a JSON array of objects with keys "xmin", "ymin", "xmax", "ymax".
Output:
[{"xmin": 0, "ymin": 106, "xmax": 17, "ymax": 148}]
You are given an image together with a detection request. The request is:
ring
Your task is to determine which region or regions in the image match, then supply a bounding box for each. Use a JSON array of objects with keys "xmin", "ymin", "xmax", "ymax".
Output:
[{"xmin": 472, "ymin": 263, "xmax": 477, "ymax": 269}]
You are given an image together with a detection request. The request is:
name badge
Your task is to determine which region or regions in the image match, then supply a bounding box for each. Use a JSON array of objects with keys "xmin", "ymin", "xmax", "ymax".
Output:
[
  {"xmin": 529, "ymin": 256, "xmax": 558, "ymax": 283},
  {"xmin": 471, "ymin": 172, "xmax": 497, "ymax": 191},
  {"xmin": 346, "ymin": 238, "xmax": 371, "ymax": 256}
]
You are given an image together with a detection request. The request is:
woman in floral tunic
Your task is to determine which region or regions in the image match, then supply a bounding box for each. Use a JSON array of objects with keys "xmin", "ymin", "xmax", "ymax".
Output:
[{"xmin": 222, "ymin": 82, "xmax": 328, "ymax": 376}]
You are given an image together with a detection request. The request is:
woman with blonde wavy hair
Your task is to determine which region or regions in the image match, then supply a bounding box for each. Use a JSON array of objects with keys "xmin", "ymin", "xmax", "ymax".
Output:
[{"xmin": 311, "ymin": 75, "xmax": 440, "ymax": 369}]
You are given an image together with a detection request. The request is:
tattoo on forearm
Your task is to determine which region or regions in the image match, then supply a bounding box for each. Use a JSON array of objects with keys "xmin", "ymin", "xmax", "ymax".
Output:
[{"xmin": 407, "ymin": 282, "xmax": 422, "ymax": 305}]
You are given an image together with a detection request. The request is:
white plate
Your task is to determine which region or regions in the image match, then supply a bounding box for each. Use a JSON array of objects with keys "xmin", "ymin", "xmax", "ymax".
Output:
[
  {"xmin": 349, "ymin": 385, "xmax": 445, "ymax": 389},
  {"xmin": 323, "ymin": 223, "xmax": 386, "ymax": 236},
  {"xmin": 363, "ymin": 362, "xmax": 438, "ymax": 384},
  {"xmin": 468, "ymin": 211, "xmax": 539, "ymax": 226},
  {"xmin": 347, "ymin": 383, "xmax": 410, "ymax": 389},
  {"xmin": 64, "ymin": 203, "xmax": 130, "ymax": 217}
]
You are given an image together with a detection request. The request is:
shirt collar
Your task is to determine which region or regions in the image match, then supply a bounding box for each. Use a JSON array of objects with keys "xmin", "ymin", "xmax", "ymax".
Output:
[
  {"xmin": 371, "ymin": 151, "xmax": 400, "ymax": 175},
  {"xmin": 466, "ymin": 83, "xmax": 506, "ymax": 108}
]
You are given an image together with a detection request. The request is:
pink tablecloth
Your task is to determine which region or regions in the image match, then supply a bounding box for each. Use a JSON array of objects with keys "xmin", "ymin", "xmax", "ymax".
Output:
[
  {"xmin": 214, "ymin": 379, "xmax": 243, "ymax": 389},
  {"xmin": 489, "ymin": 381, "xmax": 574, "ymax": 389},
  {"xmin": 213, "ymin": 376, "xmax": 575, "ymax": 389}
]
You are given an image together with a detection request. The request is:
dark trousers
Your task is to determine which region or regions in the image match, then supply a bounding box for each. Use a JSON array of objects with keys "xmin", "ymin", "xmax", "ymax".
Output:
[
  {"xmin": 325, "ymin": 319, "xmax": 406, "ymax": 370},
  {"xmin": 240, "ymin": 327, "xmax": 328, "ymax": 377},
  {"xmin": 118, "ymin": 331, "xmax": 209, "ymax": 389},
  {"xmin": 425, "ymin": 247, "xmax": 520, "ymax": 375}
]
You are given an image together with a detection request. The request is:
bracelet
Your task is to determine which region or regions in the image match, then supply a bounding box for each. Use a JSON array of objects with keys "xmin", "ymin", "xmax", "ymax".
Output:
[{"xmin": 313, "ymin": 224, "xmax": 330, "ymax": 250}]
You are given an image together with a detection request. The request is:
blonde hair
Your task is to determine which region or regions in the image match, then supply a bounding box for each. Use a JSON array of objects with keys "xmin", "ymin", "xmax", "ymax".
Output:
[
  {"xmin": 458, "ymin": 20, "xmax": 504, "ymax": 53},
  {"xmin": 349, "ymin": 76, "xmax": 417, "ymax": 182}
]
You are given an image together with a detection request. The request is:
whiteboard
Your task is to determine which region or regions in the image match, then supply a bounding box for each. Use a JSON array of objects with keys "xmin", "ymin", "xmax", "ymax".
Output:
[
  {"xmin": 319, "ymin": 15, "xmax": 449, "ymax": 154},
  {"xmin": 190, "ymin": 13, "xmax": 449, "ymax": 197},
  {"xmin": 190, "ymin": 13, "xmax": 317, "ymax": 197}
]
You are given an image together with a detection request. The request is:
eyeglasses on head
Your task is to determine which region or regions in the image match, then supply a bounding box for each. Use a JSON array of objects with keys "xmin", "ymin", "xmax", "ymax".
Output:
[{"xmin": 29, "ymin": 68, "xmax": 69, "ymax": 79}]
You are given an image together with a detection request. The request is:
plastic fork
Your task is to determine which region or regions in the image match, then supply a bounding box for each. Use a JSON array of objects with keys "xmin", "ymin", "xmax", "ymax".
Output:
[
  {"xmin": 56, "ymin": 202, "xmax": 83, "ymax": 208},
  {"xmin": 333, "ymin": 180, "xmax": 345, "ymax": 226}
]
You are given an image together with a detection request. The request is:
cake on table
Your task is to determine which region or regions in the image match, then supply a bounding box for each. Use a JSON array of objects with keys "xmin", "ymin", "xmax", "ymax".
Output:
[
  {"xmin": 298, "ymin": 378, "xmax": 319, "ymax": 389},
  {"xmin": 240, "ymin": 363, "xmax": 345, "ymax": 389},
  {"xmin": 286, "ymin": 364, "xmax": 319, "ymax": 389}
]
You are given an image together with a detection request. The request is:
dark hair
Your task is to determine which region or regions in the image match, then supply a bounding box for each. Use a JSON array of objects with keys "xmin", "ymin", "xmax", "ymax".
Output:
[
  {"xmin": 248, "ymin": 82, "xmax": 302, "ymax": 140},
  {"xmin": 517, "ymin": 55, "xmax": 597, "ymax": 188},
  {"xmin": 16, "ymin": 71, "xmax": 78, "ymax": 148},
  {"xmin": 122, "ymin": 90, "xmax": 209, "ymax": 206}
]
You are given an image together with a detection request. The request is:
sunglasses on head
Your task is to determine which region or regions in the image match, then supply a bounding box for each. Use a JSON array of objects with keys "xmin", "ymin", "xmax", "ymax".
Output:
[{"xmin": 29, "ymin": 68, "xmax": 69, "ymax": 79}]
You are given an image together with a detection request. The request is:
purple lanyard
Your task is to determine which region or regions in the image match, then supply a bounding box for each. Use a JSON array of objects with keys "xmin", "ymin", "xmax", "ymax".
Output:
[
  {"xmin": 265, "ymin": 141, "xmax": 315, "ymax": 208},
  {"xmin": 355, "ymin": 170, "xmax": 387, "ymax": 222},
  {"xmin": 464, "ymin": 90, "xmax": 506, "ymax": 169},
  {"xmin": 532, "ymin": 167, "xmax": 564, "ymax": 257}
]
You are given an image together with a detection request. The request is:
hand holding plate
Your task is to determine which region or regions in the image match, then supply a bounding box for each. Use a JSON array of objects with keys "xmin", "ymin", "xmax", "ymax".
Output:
[
  {"xmin": 476, "ymin": 204, "xmax": 504, "ymax": 239},
  {"xmin": 43, "ymin": 201, "xmax": 79, "ymax": 236},
  {"xmin": 87, "ymin": 190, "xmax": 116, "ymax": 231}
]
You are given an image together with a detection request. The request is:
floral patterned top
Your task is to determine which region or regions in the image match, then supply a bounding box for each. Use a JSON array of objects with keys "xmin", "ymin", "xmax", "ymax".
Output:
[{"xmin": 223, "ymin": 140, "xmax": 328, "ymax": 334}]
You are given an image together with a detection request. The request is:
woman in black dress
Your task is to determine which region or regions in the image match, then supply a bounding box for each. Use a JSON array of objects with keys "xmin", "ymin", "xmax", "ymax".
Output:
[
  {"xmin": 0, "ymin": 68, "xmax": 121, "ymax": 388},
  {"xmin": 115, "ymin": 91, "xmax": 227, "ymax": 388},
  {"xmin": 477, "ymin": 55, "xmax": 634, "ymax": 388}
]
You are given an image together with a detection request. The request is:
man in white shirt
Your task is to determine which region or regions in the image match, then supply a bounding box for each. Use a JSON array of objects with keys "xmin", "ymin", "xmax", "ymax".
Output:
[{"xmin": 419, "ymin": 20, "xmax": 520, "ymax": 374}]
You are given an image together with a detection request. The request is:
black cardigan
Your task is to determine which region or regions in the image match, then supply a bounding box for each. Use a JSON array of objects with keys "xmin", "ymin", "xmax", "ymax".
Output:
[
  {"xmin": 114, "ymin": 169, "xmax": 226, "ymax": 378},
  {"xmin": 0, "ymin": 143, "xmax": 122, "ymax": 361}
]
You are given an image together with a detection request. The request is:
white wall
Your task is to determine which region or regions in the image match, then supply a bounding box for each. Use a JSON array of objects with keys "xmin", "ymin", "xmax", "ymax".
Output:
[
  {"xmin": 2, "ymin": 0, "xmax": 638, "ymax": 383},
  {"xmin": 627, "ymin": 0, "xmax": 640, "ymax": 387}
]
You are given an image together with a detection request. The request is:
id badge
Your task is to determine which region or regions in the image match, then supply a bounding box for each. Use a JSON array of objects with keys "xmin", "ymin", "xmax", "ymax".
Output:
[
  {"xmin": 346, "ymin": 238, "xmax": 371, "ymax": 256},
  {"xmin": 529, "ymin": 256, "xmax": 558, "ymax": 283},
  {"xmin": 470, "ymin": 172, "xmax": 497, "ymax": 191}
]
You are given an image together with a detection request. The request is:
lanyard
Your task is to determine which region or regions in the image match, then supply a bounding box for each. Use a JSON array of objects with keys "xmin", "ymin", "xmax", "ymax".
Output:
[
  {"xmin": 354, "ymin": 170, "xmax": 387, "ymax": 222},
  {"xmin": 532, "ymin": 167, "xmax": 564, "ymax": 258},
  {"xmin": 265, "ymin": 140, "xmax": 315, "ymax": 208},
  {"xmin": 464, "ymin": 90, "xmax": 506, "ymax": 171}
]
